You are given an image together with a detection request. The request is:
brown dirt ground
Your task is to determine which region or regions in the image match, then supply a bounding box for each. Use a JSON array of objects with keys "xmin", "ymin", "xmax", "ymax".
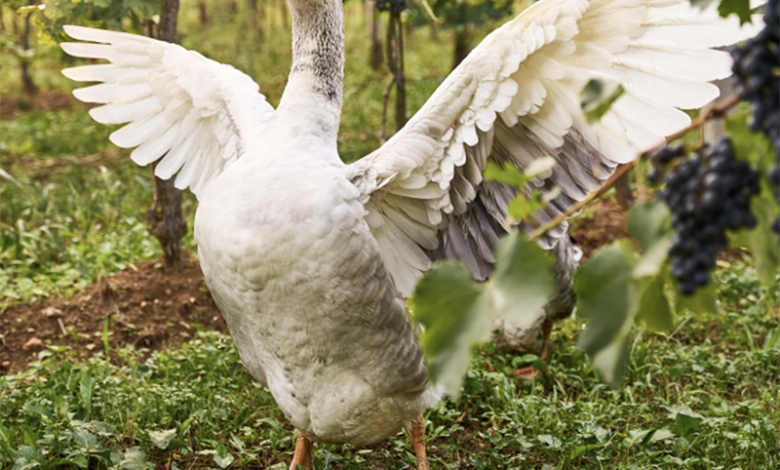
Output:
[
  {"xmin": 0, "ymin": 257, "xmax": 228, "ymax": 375},
  {"xmin": 569, "ymin": 196, "xmax": 632, "ymax": 258}
]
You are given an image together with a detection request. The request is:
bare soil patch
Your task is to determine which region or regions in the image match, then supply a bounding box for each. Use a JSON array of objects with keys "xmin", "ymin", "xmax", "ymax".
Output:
[
  {"xmin": 569, "ymin": 196, "xmax": 631, "ymax": 259},
  {"xmin": 0, "ymin": 257, "xmax": 227, "ymax": 374}
]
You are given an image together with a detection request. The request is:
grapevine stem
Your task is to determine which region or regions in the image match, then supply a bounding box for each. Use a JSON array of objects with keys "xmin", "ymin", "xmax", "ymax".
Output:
[
  {"xmin": 527, "ymin": 163, "xmax": 634, "ymax": 241},
  {"xmin": 527, "ymin": 94, "xmax": 740, "ymax": 242}
]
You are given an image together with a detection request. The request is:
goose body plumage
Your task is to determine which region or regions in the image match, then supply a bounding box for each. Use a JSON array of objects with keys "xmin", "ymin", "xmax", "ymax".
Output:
[
  {"xmin": 196, "ymin": 142, "xmax": 432, "ymax": 445},
  {"xmin": 60, "ymin": 0, "xmax": 762, "ymax": 460}
]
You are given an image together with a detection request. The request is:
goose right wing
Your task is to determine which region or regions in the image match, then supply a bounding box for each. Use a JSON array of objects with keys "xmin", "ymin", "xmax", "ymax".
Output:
[{"xmin": 347, "ymin": 0, "xmax": 762, "ymax": 296}]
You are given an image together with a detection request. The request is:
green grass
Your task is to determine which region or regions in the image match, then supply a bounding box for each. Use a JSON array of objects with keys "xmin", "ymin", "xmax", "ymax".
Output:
[
  {"xmin": 0, "ymin": 108, "xmax": 140, "ymax": 303},
  {"xmin": 1, "ymin": 263, "xmax": 778, "ymax": 469},
  {"xmin": 0, "ymin": 114, "xmax": 199, "ymax": 304},
  {"xmin": 0, "ymin": 147, "xmax": 197, "ymax": 304}
]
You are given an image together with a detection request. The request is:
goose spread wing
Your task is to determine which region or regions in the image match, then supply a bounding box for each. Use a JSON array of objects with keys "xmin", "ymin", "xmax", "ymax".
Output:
[
  {"xmin": 346, "ymin": 0, "xmax": 760, "ymax": 296},
  {"xmin": 61, "ymin": 26, "xmax": 275, "ymax": 196}
]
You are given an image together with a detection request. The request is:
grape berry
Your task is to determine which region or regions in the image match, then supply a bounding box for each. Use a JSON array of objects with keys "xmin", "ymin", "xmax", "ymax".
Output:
[
  {"xmin": 731, "ymin": 0, "xmax": 780, "ymax": 233},
  {"xmin": 647, "ymin": 145, "xmax": 685, "ymax": 185},
  {"xmin": 657, "ymin": 138, "xmax": 760, "ymax": 295}
]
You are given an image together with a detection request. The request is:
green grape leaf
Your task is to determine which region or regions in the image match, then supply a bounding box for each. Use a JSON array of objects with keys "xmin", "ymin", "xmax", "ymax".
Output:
[
  {"xmin": 485, "ymin": 160, "xmax": 560, "ymax": 224},
  {"xmin": 726, "ymin": 105, "xmax": 780, "ymax": 286},
  {"xmin": 716, "ymin": 0, "xmax": 752, "ymax": 25},
  {"xmin": 484, "ymin": 162, "xmax": 529, "ymax": 187},
  {"xmin": 634, "ymin": 237, "xmax": 674, "ymax": 278},
  {"xmin": 628, "ymin": 202, "xmax": 674, "ymax": 278},
  {"xmin": 739, "ymin": 196, "xmax": 780, "ymax": 285},
  {"xmin": 411, "ymin": 262, "xmax": 491, "ymax": 397},
  {"xmin": 727, "ymin": 105, "xmax": 776, "ymax": 170},
  {"xmin": 674, "ymin": 282, "xmax": 719, "ymax": 314},
  {"xmin": 635, "ymin": 272, "xmax": 675, "ymax": 332},
  {"xmin": 490, "ymin": 233, "xmax": 554, "ymax": 329},
  {"xmin": 575, "ymin": 241, "xmax": 638, "ymax": 385},
  {"xmin": 628, "ymin": 202, "xmax": 673, "ymax": 253},
  {"xmin": 580, "ymin": 79, "xmax": 625, "ymax": 124},
  {"xmin": 590, "ymin": 333, "xmax": 630, "ymax": 387},
  {"xmin": 507, "ymin": 196, "xmax": 537, "ymax": 223}
]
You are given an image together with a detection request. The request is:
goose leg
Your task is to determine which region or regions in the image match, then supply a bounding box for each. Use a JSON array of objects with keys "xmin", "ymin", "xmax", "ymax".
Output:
[
  {"xmin": 288, "ymin": 431, "xmax": 313, "ymax": 470},
  {"xmin": 513, "ymin": 319, "xmax": 554, "ymax": 380},
  {"xmin": 411, "ymin": 416, "xmax": 429, "ymax": 470},
  {"xmin": 538, "ymin": 319, "xmax": 554, "ymax": 360}
]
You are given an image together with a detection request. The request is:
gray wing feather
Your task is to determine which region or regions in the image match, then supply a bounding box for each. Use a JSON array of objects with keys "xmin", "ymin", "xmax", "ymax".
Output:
[{"xmin": 431, "ymin": 124, "xmax": 611, "ymax": 278}]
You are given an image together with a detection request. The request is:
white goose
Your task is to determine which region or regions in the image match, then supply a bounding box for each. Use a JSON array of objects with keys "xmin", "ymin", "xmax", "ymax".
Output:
[{"xmin": 61, "ymin": 0, "xmax": 758, "ymax": 468}]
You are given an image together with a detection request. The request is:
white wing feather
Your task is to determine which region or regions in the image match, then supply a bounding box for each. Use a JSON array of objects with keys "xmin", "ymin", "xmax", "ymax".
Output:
[
  {"xmin": 61, "ymin": 25, "xmax": 274, "ymax": 196},
  {"xmin": 347, "ymin": 0, "xmax": 762, "ymax": 296}
]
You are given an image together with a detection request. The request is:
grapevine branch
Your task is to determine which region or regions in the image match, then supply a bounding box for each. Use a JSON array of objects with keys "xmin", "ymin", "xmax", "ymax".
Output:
[{"xmin": 527, "ymin": 94, "xmax": 741, "ymax": 242}]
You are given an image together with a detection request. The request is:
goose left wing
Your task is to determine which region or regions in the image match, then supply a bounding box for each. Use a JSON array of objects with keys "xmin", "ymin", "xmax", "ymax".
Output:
[
  {"xmin": 61, "ymin": 26, "xmax": 275, "ymax": 196},
  {"xmin": 346, "ymin": 0, "xmax": 760, "ymax": 297}
]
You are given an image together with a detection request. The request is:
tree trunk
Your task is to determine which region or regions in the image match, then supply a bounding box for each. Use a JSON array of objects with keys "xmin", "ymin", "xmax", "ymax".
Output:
[
  {"xmin": 146, "ymin": 0, "xmax": 187, "ymax": 271},
  {"xmin": 198, "ymin": 2, "xmax": 209, "ymax": 26},
  {"xmin": 394, "ymin": 14, "xmax": 406, "ymax": 132},
  {"xmin": 368, "ymin": 1, "xmax": 383, "ymax": 71},
  {"xmin": 247, "ymin": 0, "xmax": 259, "ymax": 32},
  {"xmin": 20, "ymin": 5, "xmax": 37, "ymax": 96},
  {"xmin": 387, "ymin": 11, "xmax": 406, "ymax": 131},
  {"xmin": 452, "ymin": 27, "xmax": 470, "ymax": 71},
  {"xmin": 144, "ymin": 19, "xmax": 154, "ymax": 37},
  {"xmin": 614, "ymin": 166, "xmax": 634, "ymax": 210}
]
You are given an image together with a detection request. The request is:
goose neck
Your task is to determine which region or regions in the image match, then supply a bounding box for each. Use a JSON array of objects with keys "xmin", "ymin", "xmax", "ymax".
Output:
[{"xmin": 278, "ymin": 0, "xmax": 344, "ymax": 143}]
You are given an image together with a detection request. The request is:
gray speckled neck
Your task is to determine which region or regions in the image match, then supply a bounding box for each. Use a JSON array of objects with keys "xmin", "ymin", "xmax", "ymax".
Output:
[
  {"xmin": 276, "ymin": 0, "xmax": 344, "ymax": 143},
  {"xmin": 290, "ymin": 1, "xmax": 344, "ymax": 102}
]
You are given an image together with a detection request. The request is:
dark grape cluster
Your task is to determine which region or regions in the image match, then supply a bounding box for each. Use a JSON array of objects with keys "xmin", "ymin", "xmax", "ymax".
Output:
[
  {"xmin": 376, "ymin": 0, "xmax": 407, "ymax": 13},
  {"xmin": 657, "ymin": 138, "xmax": 760, "ymax": 294},
  {"xmin": 731, "ymin": 0, "xmax": 780, "ymax": 154},
  {"xmin": 647, "ymin": 145, "xmax": 686, "ymax": 185}
]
